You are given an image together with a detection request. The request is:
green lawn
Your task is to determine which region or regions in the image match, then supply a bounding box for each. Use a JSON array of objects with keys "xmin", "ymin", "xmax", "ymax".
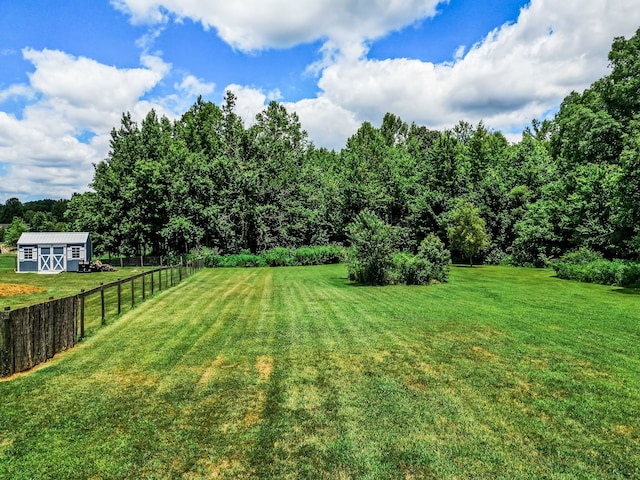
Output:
[
  {"xmin": 1, "ymin": 265, "xmax": 639, "ymax": 479},
  {"xmin": 0, "ymin": 253, "xmax": 15, "ymax": 271}
]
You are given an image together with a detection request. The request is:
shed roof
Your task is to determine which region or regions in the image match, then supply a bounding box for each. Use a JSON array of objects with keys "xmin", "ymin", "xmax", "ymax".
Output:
[{"xmin": 17, "ymin": 232, "xmax": 90, "ymax": 245}]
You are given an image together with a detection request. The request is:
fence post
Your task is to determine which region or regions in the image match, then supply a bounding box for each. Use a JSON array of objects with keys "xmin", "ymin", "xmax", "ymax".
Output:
[
  {"xmin": 158, "ymin": 269, "xmax": 162, "ymax": 292},
  {"xmin": 151, "ymin": 269, "xmax": 154, "ymax": 295},
  {"xmin": 100, "ymin": 283, "xmax": 106, "ymax": 326},
  {"xmin": 142, "ymin": 273, "xmax": 146, "ymax": 300},
  {"xmin": 79, "ymin": 290, "xmax": 85, "ymax": 340},
  {"xmin": 1, "ymin": 306, "xmax": 13, "ymax": 377},
  {"xmin": 117, "ymin": 279, "xmax": 121, "ymax": 315},
  {"xmin": 131, "ymin": 277, "xmax": 135, "ymax": 308}
]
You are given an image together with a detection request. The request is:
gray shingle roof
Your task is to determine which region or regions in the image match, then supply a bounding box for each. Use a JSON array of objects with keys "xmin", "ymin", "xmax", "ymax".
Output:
[{"xmin": 17, "ymin": 232, "xmax": 90, "ymax": 245}]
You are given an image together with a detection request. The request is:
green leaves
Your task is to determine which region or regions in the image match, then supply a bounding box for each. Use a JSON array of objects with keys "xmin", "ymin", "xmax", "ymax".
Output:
[{"xmin": 447, "ymin": 199, "xmax": 489, "ymax": 266}]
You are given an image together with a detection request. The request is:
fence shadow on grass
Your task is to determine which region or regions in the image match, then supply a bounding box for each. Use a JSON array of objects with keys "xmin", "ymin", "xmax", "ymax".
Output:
[{"xmin": 1, "ymin": 259, "xmax": 204, "ymax": 378}]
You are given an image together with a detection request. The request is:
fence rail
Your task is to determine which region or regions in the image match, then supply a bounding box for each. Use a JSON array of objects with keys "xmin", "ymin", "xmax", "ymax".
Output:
[{"xmin": 1, "ymin": 259, "xmax": 204, "ymax": 377}]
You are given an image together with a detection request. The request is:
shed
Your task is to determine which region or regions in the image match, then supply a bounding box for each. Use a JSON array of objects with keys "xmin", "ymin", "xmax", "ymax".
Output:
[{"xmin": 17, "ymin": 232, "xmax": 92, "ymax": 273}]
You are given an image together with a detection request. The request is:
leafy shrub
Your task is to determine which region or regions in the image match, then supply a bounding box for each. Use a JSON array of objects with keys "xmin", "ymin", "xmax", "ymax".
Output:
[
  {"xmin": 346, "ymin": 210, "xmax": 394, "ymax": 285},
  {"xmin": 203, "ymin": 245, "xmax": 345, "ymax": 269},
  {"xmin": 559, "ymin": 247, "xmax": 603, "ymax": 265},
  {"xmin": 292, "ymin": 245, "xmax": 343, "ymax": 266},
  {"xmin": 483, "ymin": 246, "xmax": 508, "ymax": 266},
  {"xmin": 388, "ymin": 252, "xmax": 416, "ymax": 285},
  {"xmin": 552, "ymin": 249, "xmax": 640, "ymax": 287},
  {"xmin": 417, "ymin": 234, "xmax": 450, "ymax": 283},
  {"xmin": 261, "ymin": 247, "xmax": 293, "ymax": 267},
  {"xmin": 217, "ymin": 250, "xmax": 266, "ymax": 268}
]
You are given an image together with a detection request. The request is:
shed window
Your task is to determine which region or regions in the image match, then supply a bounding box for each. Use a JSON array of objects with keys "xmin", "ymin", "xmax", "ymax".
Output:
[
  {"xmin": 71, "ymin": 247, "xmax": 81, "ymax": 259},
  {"xmin": 24, "ymin": 248, "xmax": 34, "ymax": 260}
]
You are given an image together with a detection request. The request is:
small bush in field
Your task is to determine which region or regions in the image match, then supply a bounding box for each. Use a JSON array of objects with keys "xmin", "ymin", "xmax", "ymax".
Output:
[
  {"xmin": 346, "ymin": 210, "xmax": 394, "ymax": 285},
  {"xmin": 345, "ymin": 210, "xmax": 450, "ymax": 286},
  {"xmin": 417, "ymin": 234, "xmax": 450, "ymax": 283},
  {"xmin": 388, "ymin": 235, "xmax": 450, "ymax": 285}
]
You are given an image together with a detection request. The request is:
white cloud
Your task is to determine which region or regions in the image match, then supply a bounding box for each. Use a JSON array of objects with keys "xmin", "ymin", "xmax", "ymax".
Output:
[
  {"xmin": 111, "ymin": 0, "xmax": 444, "ymax": 52},
  {"xmin": 176, "ymin": 75, "xmax": 215, "ymax": 97},
  {"xmin": 0, "ymin": 49, "xmax": 177, "ymax": 202},
  {"xmin": 285, "ymin": 97, "xmax": 360, "ymax": 150},
  {"xmin": 308, "ymin": 0, "xmax": 640, "ymax": 138},
  {"xmin": 0, "ymin": 84, "xmax": 34, "ymax": 103}
]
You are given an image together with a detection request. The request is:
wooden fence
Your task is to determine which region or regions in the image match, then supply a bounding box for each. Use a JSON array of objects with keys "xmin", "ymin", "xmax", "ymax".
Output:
[{"xmin": 0, "ymin": 259, "xmax": 204, "ymax": 377}]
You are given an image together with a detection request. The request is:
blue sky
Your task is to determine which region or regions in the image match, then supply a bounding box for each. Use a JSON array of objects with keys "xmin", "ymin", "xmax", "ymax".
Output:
[{"xmin": 0, "ymin": 0, "xmax": 639, "ymax": 201}]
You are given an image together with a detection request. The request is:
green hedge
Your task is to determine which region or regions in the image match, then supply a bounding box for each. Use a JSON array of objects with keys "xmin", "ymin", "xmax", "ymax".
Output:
[
  {"xmin": 201, "ymin": 245, "xmax": 345, "ymax": 269},
  {"xmin": 551, "ymin": 248, "xmax": 640, "ymax": 287}
]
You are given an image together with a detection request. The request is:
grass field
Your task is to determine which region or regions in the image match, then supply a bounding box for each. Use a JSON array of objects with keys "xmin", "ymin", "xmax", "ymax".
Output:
[
  {"xmin": 0, "ymin": 265, "xmax": 639, "ymax": 479},
  {"xmin": 0, "ymin": 253, "xmax": 16, "ymax": 271}
]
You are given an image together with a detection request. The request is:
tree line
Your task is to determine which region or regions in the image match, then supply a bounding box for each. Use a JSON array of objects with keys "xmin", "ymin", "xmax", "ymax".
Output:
[
  {"xmin": 55, "ymin": 27, "xmax": 640, "ymax": 264},
  {"xmin": 0, "ymin": 198, "xmax": 69, "ymax": 244}
]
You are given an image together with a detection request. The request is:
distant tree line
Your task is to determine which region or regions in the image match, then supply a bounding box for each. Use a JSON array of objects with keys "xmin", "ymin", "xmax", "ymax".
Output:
[
  {"xmin": 0, "ymin": 198, "xmax": 69, "ymax": 245},
  {"xmin": 53, "ymin": 27, "xmax": 640, "ymax": 264}
]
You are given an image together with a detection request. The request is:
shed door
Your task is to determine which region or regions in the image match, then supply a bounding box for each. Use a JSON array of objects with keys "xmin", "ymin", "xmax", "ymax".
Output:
[{"xmin": 39, "ymin": 246, "xmax": 66, "ymax": 272}]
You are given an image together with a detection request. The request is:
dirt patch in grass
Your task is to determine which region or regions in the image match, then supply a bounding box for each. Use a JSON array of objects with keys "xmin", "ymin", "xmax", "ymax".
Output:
[
  {"xmin": 198, "ymin": 355, "xmax": 225, "ymax": 387},
  {"xmin": 0, "ymin": 283, "xmax": 46, "ymax": 297},
  {"xmin": 256, "ymin": 355, "xmax": 273, "ymax": 382}
]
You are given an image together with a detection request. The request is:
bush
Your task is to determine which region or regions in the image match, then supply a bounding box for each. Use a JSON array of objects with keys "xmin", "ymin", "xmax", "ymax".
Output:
[
  {"xmin": 261, "ymin": 247, "xmax": 293, "ymax": 267},
  {"xmin": 483, "ymin": 246, "xmax": 508, "ymax": 266},
  {"xmin": 551, "ymin": 249, "xmax": 640, "ymax": 287},
  {"xmin": 292, "ymin": 245, "xmax": 343, "ymax": 266},
  {"xmin": 217, "ymin": 250, "xmax": 266, "ymax": 268},
  {"xmin": 417, "ymin": 234, "xmax": 450, "ymax": 283},
  {"xmin": 346, "ymin": 210, "xmax": 394, "ymax": 285},
  {"xmin": 202, "ymin": 245, "xmax": 345, "ymax": 269}
]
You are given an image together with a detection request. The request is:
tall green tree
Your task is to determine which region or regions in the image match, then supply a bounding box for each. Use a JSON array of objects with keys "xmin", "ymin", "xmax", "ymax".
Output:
[
  {"xmin": 447, "ymin": 199, "xmax": 489, "ymax": 266},
  {"xmin": 4, "ymin": 217, "xmax": 28, "ymax": 247}
]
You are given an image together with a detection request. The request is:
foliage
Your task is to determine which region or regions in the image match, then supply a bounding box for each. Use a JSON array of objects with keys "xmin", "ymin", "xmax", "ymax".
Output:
[
  {"xmin": 551, "ymin": 248, "xmax": 640, "ymax": 287},
  {"xmin": 4, "ymin": 217, "xmax": 28, "ymax": 247},
  {"xmin": 417, "ymin": 233, "xmax": 451, "ymax": 282},
  {"xmin": 346, "ymin": 210, "xmax": 394, "ymax": 285},
  {"xmin": 346, "ymin": 209, "xmax": 449, "ymax": 286},
  {"xmin": 510, "ymin": 200, "xmax": 562, "ymax": 267},
  {"xmin": 447, "ymin": 199, "xmax": 489, "ymax": 266},
  {"xmin": 368, "ymin": 235, "xmax": 451, "ymax": 286},
  {"xmin": 200, "ymin": 245, "xmax": 344, "ymax": 269}
]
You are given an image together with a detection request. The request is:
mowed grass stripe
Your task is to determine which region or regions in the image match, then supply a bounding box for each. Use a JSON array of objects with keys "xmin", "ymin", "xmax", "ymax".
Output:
[{"xmin": 0, "ymin": 265, "xmax": 639, "ymax": 479}]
